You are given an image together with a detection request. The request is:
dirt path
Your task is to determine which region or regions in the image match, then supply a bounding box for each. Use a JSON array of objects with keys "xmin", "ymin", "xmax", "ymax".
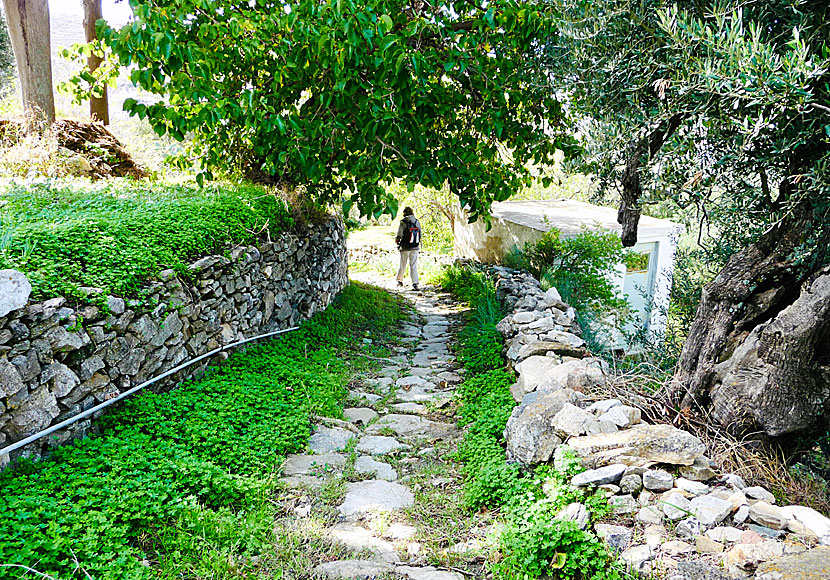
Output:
[{"xmin": 275, "ymin": 273, "xmax": 492, "ymax": 579}]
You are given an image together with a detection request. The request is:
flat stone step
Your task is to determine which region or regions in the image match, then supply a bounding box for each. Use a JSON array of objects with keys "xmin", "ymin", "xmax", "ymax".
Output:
[
  {"xmin": 354, "ymin": 455, "xmax": 398, "ymax": 481},
  {"xmin": 282, "ymin": 453, "xmax": 346, "ymax": 476},
  {"xmin": 338, "ymin": 480, "xmax": 414, "ymax": 517},
  {"xmin": 309, "ymin": 426, "xmax": 355, "ymax": 453},
  {"xmin": 367, "ymin": 414, "xmax": 455, "ymax": 439},
  {"xmin": 349, "ymin": 390, "xmax": 383, "ymax": 405},
  {"xmin": 391, "ymin": 402, "xmax": 428, "ymax": 415},
  {"xmin": 327, "ymin": 523, "xmax": 400, "ymax": 563},
  {"xmin": 343, "ymin": 407, "xmax": 379, "ymax": 425},
  {"xmin": 314, "ymin": 560, "xmax": 394, "ymax": 579},
  {"xmin": 356, "ymin": 435, "xmax": 410, "ymax": 455},
  {"xmin": 398, "ymin": 566, "xmax": 465, "ymax": 580}
]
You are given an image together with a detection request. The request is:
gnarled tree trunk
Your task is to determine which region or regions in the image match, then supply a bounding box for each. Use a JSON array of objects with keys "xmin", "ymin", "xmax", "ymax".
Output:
[
  {"xmin": 673, "ymin": 209, "xmax": 830, "ymax": 438},
  {"xmin": 1, "ymin": 0, "xmax": 54, "ymax": 132}
]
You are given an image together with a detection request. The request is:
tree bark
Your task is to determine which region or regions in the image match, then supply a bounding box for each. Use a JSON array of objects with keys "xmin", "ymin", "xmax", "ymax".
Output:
[
  {"xmin": 674, "ymin": 208, "xmax": 830, "ymax": 438},
  {"xmin": 618, "ymin": 113, "xmax": 684, "ymax": 247},
  {"xmin": 83, "ymin": 0, "xmax": 108, "ymax": 124},
  {"xmin": 2, "ymin": 0, "xmax": 54, "ymax": 132}
]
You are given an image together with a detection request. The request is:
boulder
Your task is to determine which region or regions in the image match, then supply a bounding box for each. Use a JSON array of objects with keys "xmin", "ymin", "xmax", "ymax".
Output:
[
  {"xmin": 749, "ymin": 502, "xmax": 788, "ymax": 530},
  {"xmin": 679, "ymin": 456, "xmax": 718, "ymax": 481},
  {"xmin": 513, "ymin": 356, "xmax": 563, "ymax": 399},
  {"xmin": 0, "ymin": 269, "xmax": 31, "ymax": 317},
  {"xmin": 743, "ymin": 486, "xmax": 776, "ymax": 504},
  {"xmin": 568, "ymin": 423, "xmax": 706, "ymax": 468},
  {"xmin": 516, "ymin": 340, "xmax": 587, "ymax": 361},
  {"xmin": 722, "ymin": 540, "xmax": 784, "ymax": 571},
  {"xmin": 689, "ymin": 495, "xmax": 734, "ymax": 527},
  {"xmin": 783, "ymin": 505, "xmax": 830, "ymax": 545},
  {"xmin": 504, "ymin": 389, "xmax": 581, "ymax": 464},
  {"xmin": 642, "ymin": 469, "xmax": 674, "ymax": 492},
  {"xmin": 598, "ymin": 405, "xmax": 642, "ymax": 428},
  {"xmin": 594, "ymin": 524, "xmax": 632, "ymax": 553},
  {"xmin": 571, "ymin": 464, "xmax": 627, "ymax": 487},
  {"xmin": 0, "ymin": 357, "xmax": 25, "ymax": 398},
  {"xmin": 754, "ymin": 546, "xmax": 830, "ymax": 580},
  {"xmin": 661, "ymin": 492, "xmax": 692, "ymax": 521},
  {"xmin": 555, "ymin": 502, "xmax": 589, "ymax": 530},
  {"xmin": 620, "ymin": 474, "xmax": 643, "ymax": 495},
  {"xmin": 552, "ymin": 403, "xmax": 595, "ymax": 437}
]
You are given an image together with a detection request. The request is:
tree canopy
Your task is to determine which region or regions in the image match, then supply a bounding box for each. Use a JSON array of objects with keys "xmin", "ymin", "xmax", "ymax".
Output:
[
  {"xmin": 543, "ymin": 0, "xmax": 830, "ymax": 257},
  {"xmin": 541, "ymin": 0, "xmax": 830, "ymax": 438},
  {"xmin": 93, "ymin": 0, "xmax": 573, "ymax": 220}
]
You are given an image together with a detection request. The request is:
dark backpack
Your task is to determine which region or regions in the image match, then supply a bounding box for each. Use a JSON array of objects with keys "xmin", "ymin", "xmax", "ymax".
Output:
[{"xmin": 401, "ymin": 219, "xmax": 421, "ymax": 248}]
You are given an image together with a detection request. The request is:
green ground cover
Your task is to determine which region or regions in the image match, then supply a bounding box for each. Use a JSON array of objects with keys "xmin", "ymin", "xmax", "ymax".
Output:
[
  {"xmin": 0, "ymin": 282, "xmax": 406, "ymax": 580},
  {"xmin": 439, "ymin": 265, "xmax": 622, "ymax": 579},
  {"xmin": 0, "ymin": 179, "xmax": 294, "ymax": 301}
]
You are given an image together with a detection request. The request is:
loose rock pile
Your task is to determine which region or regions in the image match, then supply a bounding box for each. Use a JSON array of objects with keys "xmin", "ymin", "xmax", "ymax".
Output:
[{"xmin": 488, "ymin": 265, "xmax": 830, "ymax": 579}]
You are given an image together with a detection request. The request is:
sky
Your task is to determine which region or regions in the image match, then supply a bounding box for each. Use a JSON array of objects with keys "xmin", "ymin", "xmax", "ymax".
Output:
[{"xmin": 49, "ymin": 0, "xmax": 133, "ymax": 28}]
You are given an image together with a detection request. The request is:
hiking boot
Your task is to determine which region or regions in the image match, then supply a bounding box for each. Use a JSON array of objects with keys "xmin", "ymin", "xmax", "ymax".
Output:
[
  {"xmin": 397, "ymin": 280, "xmax": 403, "ymax": 287},
  {"xmin": 412, "ymin": 284, "xmax": 420, "ymax": 291}
]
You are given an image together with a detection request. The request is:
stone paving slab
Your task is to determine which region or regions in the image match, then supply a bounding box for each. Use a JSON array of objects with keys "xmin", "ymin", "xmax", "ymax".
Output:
[
  {"xmin": 314, "ymin": 560, "xmax": 394, "ymax": 579},
  {"xmin": 309, "ymin": 426, "xmax": 355, "ymax": 453},
  {"xmin": 282, "ymin": 453, "xmax": 346, "ymax": 476},
  {"xmin": 367, "ymin": 414, "xmax": 455, "ymax": 439},
  {"xmin": 354, "ymin": 455, "xmax": 398, "ymax": 481},
  {"xmin": 356, "ymin": 435, "xmax": 410, "ymax": 455},
  {"xmin": 338, "ymin": 480, "xmax": 415, "ymax": 517},
  {"xmin": 328, "ymin": 523, "xmax": 401, "ymax": 563}
]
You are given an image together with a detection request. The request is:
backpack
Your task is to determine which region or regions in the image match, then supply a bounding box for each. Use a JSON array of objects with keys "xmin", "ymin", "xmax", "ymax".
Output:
[{"xmin": 401, "ymin": 218, "xmax": 421, "ymax": 249}]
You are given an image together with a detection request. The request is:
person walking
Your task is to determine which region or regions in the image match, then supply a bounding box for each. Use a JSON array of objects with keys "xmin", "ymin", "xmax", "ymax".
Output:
[{"xmin": 395, "ymin": 207, "xmax": 421, "ymax": 290}]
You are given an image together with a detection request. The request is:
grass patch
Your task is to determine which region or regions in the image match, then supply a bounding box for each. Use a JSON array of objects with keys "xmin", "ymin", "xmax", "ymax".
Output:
[
  {"xmin": 0, "ymin": 179, "xmax": 294, "ymax": 301},
  {"xmin": 0, "ymin": 282, "xmax": 406, "ymax": 580}
]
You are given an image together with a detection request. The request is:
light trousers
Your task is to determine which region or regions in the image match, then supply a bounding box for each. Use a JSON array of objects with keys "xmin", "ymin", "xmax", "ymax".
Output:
[{"xmin": 397, "ymin": 249, "xmax": 419, "ymax": 285}]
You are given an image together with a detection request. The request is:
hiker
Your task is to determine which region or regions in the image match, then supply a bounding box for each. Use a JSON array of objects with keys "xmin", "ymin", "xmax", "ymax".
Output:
[{"xmin": 395, "ymin": 207, "xmax": 421, "ymax": 290}]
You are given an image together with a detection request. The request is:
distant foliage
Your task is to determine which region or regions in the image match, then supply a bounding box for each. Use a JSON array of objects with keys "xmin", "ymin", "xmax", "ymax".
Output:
[
  {"xmin": 505, "ymin": 228, "xmax": 628, "ymax": 312},
  {"xmin": 0, "ymin": 180, "xmax": 293, "ymax": 300},
  {"xmin": 0, "ymin": 283, "xmax": 405, "ymax": 580},
  {"xmin": 0, "ymin": 10, "xmax": 14, "ymax": 94}
]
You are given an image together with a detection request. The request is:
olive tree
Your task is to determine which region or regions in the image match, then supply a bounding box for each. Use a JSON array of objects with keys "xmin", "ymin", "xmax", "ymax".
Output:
[
  {"xmin": 543, "ymin": 0, "xmax": 830, "ymax": 440},
  {"xmin": 91, "ymin": 0, "xmax": 573, "ymax": 221}
]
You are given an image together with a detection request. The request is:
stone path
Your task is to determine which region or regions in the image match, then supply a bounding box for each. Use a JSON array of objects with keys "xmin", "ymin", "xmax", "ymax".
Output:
[{"xmin": 279, "ymin": 272, "xmax": 470, "ymax": 579}]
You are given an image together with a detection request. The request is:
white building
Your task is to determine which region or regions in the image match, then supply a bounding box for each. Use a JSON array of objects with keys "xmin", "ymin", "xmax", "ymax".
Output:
[{"xmin": 453, "ymin": 199, "xmax": 684, "ymax": 348}]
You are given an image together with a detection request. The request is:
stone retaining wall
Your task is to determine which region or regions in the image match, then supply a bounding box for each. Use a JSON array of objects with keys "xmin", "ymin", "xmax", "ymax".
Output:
[
  {"xmin": 486, "ymin": 264, "xmax": 830, "ymax": 577},
  {"xmin": 0, "ymin": 216, "xmax": 348, "ymax": 467}
]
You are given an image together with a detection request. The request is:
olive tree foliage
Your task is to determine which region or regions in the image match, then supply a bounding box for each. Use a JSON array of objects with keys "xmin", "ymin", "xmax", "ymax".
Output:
[
  {"xmin": 85, "ymin": 0, "xmax": 573, "ymax": 220},
  {"xmin": 541, "ymin": 0, "xmax": 830, "ymax": 439}
]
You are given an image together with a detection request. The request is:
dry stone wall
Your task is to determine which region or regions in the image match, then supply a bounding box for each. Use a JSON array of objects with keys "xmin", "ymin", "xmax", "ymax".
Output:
[
  {"xmin": 0, "ymin": 216, "xmax": 348, "ymax": 467},
  {"xmin": 490, "ymin": 267, "xmax": 830, "ymax": 580},
  {"xmin": 488, "ymin": 265, "xmax": 830, "ymax": 579}
]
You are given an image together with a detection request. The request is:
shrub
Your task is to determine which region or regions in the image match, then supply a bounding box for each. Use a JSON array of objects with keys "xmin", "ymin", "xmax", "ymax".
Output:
[
  {"xmin": 505, "ymin": 228, "xmax": 628, "ymax": 312},
  {"xmin": 0, "ymin": 283, "xmax": 405, "ymax": 580},
  {"xmin": 493, "ymin": 517, "xmax": 623, "ymax": 580},
  {"xmin": 0, "ymin": 179, "xmax": 294, "ymax": 301}
]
